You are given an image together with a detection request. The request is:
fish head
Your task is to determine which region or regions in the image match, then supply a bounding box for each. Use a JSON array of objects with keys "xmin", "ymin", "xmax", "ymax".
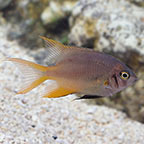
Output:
[{"xmin": 108, "ymin": 63, "xmax": 137, "ymax": 94}]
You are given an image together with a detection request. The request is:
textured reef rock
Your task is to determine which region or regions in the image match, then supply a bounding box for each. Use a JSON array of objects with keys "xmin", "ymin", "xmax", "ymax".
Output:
[
  {"xmin": 41, "ymin": 1, "xmax": 76, "ymax": 25},
  {"xmin": 128, "ymin": 0, "xmax": 144, "ymax": 7},
  {"xmin": 69, "ymin": 0, "xmax": 144, "ymax": 54},
  {"xmin": 0, "ymin": 0, "xmax": 77, "ymax": 48},
  {"xmin": 69, "ymin": 0, "xmax": 144, "ymax": 122},
  {"xmin": 0, "ymin": 0, "xmax": 12, "ymax": 10},
  {"xmin": 1, "ymin": 24, "xmax": 144, "ymax": 144}
]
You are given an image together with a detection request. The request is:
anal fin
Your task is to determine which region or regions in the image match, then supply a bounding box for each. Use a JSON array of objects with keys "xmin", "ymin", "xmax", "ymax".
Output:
[{"xmin": 43, "ymin": 87, "xmax": 75, "ymax": 98}]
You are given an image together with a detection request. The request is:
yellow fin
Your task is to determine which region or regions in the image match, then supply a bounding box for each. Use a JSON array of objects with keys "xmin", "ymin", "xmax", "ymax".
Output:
[
  {"xmin": 17, "ymin": 76, "xmax": 48, "ymax": 94},
  {"xmin": 43, "ymin": 86, "xmax": 75, "ymax": 98},
  {"xmin": 7, "ymin": 58, "xmax": 48, "ymax": 72},
  {"xmin": 7, "ymin": 58, "xmax": 52, "ymax": 94},
  {"xmin": 40, "ymin": 36, "xmax": 78, "ymax": 49},
  {"xmin": 40, "ymin": 36, "xmax": 66, "ymax": 48}
]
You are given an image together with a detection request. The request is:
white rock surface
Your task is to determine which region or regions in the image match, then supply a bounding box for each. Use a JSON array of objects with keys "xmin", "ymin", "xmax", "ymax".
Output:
[
  {"xmin": 41, "ymin": 1, "xmax": 64, "ymax": 25},
  {"xmin": 41, "ymin": 1, "xmax": 76, "ymax": 25},
  {"xmin": 0, "ymin": 25, "xmax": 144, "ymax": 144},
  {"xmin": 69, "ymin": 0, "xmax": 144, "ymax": 54}
]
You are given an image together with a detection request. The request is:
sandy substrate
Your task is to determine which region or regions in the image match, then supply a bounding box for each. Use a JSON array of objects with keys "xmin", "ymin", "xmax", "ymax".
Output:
[{"xmin": 0, "ymin": 25, "xmax": 144, "ymax": 144}]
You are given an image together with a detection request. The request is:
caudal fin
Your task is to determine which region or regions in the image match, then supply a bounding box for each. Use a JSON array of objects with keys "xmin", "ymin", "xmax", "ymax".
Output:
[
  {"xmin": 6, "ymin": 58, "xmax": 76, "ymax": 98},
  {"xmin": 7, "ymin": 58, "xmax": 50, "ymax": 94}
]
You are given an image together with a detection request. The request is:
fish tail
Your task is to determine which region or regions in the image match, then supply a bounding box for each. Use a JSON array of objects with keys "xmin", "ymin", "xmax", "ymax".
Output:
[
  {"xmin": 6, "ymin": 58, "xmax": 52, "ymax": 94},
  {"xmin": 6, "ymin": 58, "xmax": 77, "ymax": 98}
]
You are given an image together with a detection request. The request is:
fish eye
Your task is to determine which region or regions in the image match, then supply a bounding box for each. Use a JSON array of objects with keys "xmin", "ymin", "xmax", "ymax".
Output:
[{"xmin": 120, "ymin": 71, "xmax": 130, "ymax": 80}]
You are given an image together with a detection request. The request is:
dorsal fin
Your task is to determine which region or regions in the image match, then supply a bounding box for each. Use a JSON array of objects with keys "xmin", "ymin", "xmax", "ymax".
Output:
[
  {"xmin": 40, "ymin": 36, "xmax": 67, "ymax": 49},
  {"xmin": 40, "ymin": 36, "xmax": 70, "ymax": 65}
]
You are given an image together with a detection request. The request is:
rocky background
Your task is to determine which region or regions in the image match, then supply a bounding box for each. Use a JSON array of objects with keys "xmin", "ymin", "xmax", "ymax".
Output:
[
  {"xmin": 0, "ymin": 0, "xmax": 144, "ymax": 143},
  {"xmin": 0, "ymin": 0, "xmax": 77, "ymax": 48}
]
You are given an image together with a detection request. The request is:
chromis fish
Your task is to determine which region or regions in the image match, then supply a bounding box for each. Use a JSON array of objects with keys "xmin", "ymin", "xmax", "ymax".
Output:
[{"xmin": 7, "ymin": 36, "xmax": 137, "ymax": 99}]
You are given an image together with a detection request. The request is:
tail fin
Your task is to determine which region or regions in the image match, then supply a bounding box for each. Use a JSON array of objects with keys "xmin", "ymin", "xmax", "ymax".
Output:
[{"xmin": 7, "ymin": 58, "xmax": 50, "ymax": 94}]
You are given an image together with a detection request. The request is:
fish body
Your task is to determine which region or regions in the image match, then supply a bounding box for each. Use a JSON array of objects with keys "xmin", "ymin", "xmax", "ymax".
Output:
[{"xmin": 7, "ymin": 37, "xmax": 137, "ymax": 98}]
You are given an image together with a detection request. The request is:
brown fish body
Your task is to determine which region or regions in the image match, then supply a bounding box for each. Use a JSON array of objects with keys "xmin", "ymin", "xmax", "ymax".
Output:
[
  {"xmin": 46, "ymin": 47, "xmax": 136, "ymax": 97},
  {"xmin": 6, "ymin": 37, "xmax": 137, "ymax": 98}
]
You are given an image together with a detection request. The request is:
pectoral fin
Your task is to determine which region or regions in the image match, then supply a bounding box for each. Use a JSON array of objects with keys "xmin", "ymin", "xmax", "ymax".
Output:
[{"xmin": 74, "ymin": 95, "xmax": 104, "ymax": 100}]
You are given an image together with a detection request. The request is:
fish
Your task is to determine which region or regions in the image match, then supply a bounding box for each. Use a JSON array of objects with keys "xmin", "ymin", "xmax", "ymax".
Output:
[{"xmin": 6, "ymin": 36, "xmax": 137, "ymax": 99}]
